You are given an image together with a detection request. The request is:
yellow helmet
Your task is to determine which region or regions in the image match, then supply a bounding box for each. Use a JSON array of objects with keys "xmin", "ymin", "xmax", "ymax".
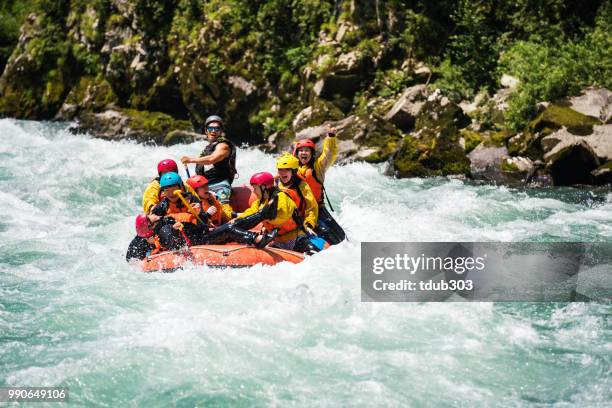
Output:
[{"xmin": 276, "ymin": 153, "xmax": 300, "ymax": 170}]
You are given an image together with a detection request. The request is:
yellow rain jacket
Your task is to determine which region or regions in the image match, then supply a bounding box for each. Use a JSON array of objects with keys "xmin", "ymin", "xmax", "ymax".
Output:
[
  {"xmin": 278, "ymin": 179, "xmax": 318, "ymax": 230},
  {"xmin": 142, "ymin": 178, "xmax": 161, "ymax": 213},
  {"xmin": 297, "ymin": 135, "xmax": 337, "ymax": 203},
  {"xmin": 238, "ymin": 189, "xmax": 300, "ymax": 243}
]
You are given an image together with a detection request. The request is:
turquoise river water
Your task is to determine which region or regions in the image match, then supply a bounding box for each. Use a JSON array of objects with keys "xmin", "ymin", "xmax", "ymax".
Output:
[{"xmin": 0, "ymin": 119, "xmax": 611, "ymax": 406}]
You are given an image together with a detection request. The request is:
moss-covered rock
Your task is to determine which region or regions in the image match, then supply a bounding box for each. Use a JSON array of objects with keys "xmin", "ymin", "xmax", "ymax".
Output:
[
  {"xmin": 530, "ymin": 104, "xmax": 601, "ymax": 136},
  {"xmin": 141, "ymin": 67, "xmax": 189, "ymax": 118},
  {"xmin": 57, "ymin": 75, "xmax": 118, "ymax": 119},
  {"xmin": 500, "ymin": 159, "xmax": 519, "ymax": 172},
  {"xmin": 75, "ymin": 108, "xmax": 193, "ymax": 145},
  {"xmin": 391, "ymin": 129, "xmax": 471, "ymax": 178},
  {"xmin": 0, "ymin": 14, "xmax": 76, "ymax": 118},
  {"xmin": 292, "ymin": 98, "xmax": 345, "ymax": 131},
  {"xmin": 460, "ymin": 129, "xmax": 483, "ymax": 153},
  {"xmin": 390, "ymin": 90, "xmax": 471, "ymax": 178},
  {"xmin": 489, "ymin": 130, "xmax": 515, "ymax": 147},
  {"xmin": 163, "ymin": 129, "xmax": 202, "ymax": 146},
  {"xmin": 507, "ymin": 129, "xmax": 550, "ymax": 160},
  {"xmin": 391, "ymin": 136, "xmax": 431, "ymax": 177},
  {"xmin": 358, "ymin": 116, "xmax": 402, "ymax": 163},
  {"xmin": 384, "ymin": 84, "xmax": 427, "ymax": 131}
]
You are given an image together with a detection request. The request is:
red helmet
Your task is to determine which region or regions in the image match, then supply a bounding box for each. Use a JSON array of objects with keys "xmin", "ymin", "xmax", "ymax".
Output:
[
  {"xmin": 293, "ymin": 138, "xmax": 316, "ymax": 156},
  {"xmin": 157, "ymin": 159, "xmax": 178, "ymax": 175},
  {"xmin": 250, "ymin": 172, "xmax": 275, "ymax": 189},
  {"xmin": 135, "ymin": 214, "xmax": 153, "ymax": 238},
  {"xmin": 186, "ymin": 175, "xmax": 209, "ymax": 189}
]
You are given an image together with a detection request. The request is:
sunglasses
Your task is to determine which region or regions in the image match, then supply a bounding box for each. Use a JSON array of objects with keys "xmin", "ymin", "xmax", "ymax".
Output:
[{"xmin": 207, "ymin": 126, "xmax": 222, "ymax": 132}]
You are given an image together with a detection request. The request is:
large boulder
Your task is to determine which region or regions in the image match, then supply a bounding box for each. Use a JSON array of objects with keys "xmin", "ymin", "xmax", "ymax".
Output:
[
  {"xmin": 56, "ymin": 76, "xmax": 118, "ymax": 120},
  {"xmin": 293, "ymin": 114, "xmax": 401, "ymax": 164},
  {"xmin": 508, "ymin": 104, "xmax": 604, "ymax": 160},
  {"xmin": 584, "ymin": 124, "xmax": 612, "ymax": 162},
  {"xmin": 389, "ymin": 89, "xmax": 471, "ymax": 178},
  {"xmin": 568, "ymin": 87, "xmax": 612, "ymax": 124},
  {"xmin": 74, "ymin": 108, "xmax": 193, "ymax": 145},
  {"xmin": 541, "ymin": 125, "xmax": 612, "ymax": 186},
  {"xmin": 531, "ymin": 104, "xmax": 601, "ymax": 136},
  {"xmin": 543, "ymin": 131, "xmax": 600, "ymax": 185},
  {"xmin": 310, "ymin": 49, "xmax": 373, "ymax": 112},
  {"xmin": 295, "ymin": 115, "xmax": 357, "ymax": 142},
  {"xmin": 292, "ymin": 99, "xmax": 344, "ymax": 131},
  {"xmin": 466, "ymin": 145, "xmax": 535, "ymax": 185},
  {"xmin": 0, "ymin": 14, "xmax": 76, "ymax": 118},
  {"xmin": 384, "ymin": 85, "xmax": 427, "ymax": 131},
  {"xmin": 468, "ymin": 145, "xmax": 508, "ymax": 175},
  {"xmin": 542, "ymin": 125, "xmax": 612, "ymax": 163}
]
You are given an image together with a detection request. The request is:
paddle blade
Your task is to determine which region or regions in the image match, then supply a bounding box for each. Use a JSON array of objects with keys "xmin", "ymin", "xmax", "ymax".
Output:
[{"xmin": 310, "ymin": 236, "xmax": 326, "ymax": 251}]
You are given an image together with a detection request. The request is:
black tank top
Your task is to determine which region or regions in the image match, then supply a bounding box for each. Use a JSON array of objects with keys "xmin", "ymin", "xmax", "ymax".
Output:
[{"xmin": 195, "ymin": 138, "xmax": 237, "ymax": 184}]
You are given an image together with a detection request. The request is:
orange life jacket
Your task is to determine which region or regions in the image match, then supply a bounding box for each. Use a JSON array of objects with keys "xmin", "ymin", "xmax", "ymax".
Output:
[
  {"xmin": 199, "ymin": 195, "xmax": 223, "ymax": 226},
  {"xmin": 150, "ymin": 212, "xmax": 196, "ymax": 254},
  {"xmin": 302, "ymin": 167, "xmax": 323, "ymax": 203},
  {"xmin": 169, "ymin": 212, "xmax": 196, "ymax": 224},
  {"xmin": 281, "ymin": 182, "xmax": 307, "ymax": 217},
  {"xmin": 165, "ymin": 199, "xmax": 188, "ymax": 215}
]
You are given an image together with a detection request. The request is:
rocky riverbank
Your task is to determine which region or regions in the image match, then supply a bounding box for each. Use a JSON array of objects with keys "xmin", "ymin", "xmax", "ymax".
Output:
[{"xmin": 0, "ymin": 1, "xmax": 610, "ymax": 186}]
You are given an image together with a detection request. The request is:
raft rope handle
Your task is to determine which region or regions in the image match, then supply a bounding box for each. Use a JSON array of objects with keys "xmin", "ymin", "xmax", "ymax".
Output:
[{"xmin": 144, "ymin": 245, "xmax": 305, "ymax": 261}]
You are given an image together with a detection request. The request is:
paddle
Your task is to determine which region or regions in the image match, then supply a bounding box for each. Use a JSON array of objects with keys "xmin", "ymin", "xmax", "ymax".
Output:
[
  {"xmin": 184, "ymin": 164, "xmax": 191, "ymax": 178},
  {"xmin": 173, "ymin": 189, "xmax": 205, "ymax": 225}
]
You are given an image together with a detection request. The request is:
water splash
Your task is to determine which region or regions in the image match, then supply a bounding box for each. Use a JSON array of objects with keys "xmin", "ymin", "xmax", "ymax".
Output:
[{"xmin": 1, "ymin": 119, "xmax": 611, "ymax": 406}]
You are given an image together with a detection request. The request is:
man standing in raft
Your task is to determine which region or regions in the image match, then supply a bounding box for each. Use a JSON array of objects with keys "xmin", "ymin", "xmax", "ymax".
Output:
[
  {"xmin": 181, "ymin": 115, "xmax": 236, "ymax": 220},
  {"xmin": 293, "ymin": 126, "xmax": 345, "ymax": 244}
]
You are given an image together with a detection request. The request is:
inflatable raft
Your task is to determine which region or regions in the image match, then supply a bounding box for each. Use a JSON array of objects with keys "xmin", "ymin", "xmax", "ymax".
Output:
[
  {"xmin": 141, "ymin": 184, "xmax": 305, "ymax": 272},
  {"xmin": 142, "ymin": 244, "xmax": 305, "ymax": 272}
]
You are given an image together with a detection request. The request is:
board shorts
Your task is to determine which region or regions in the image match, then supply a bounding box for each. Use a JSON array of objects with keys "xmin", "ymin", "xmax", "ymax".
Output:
[{"xmin": 209, "ymin": 180, "xmax": 232, "ymax": 204}]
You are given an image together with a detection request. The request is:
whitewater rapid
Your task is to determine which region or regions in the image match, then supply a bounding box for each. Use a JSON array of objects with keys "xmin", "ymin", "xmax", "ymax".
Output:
[{"xmin": 1, "ymin": 119, "xmax": 611, "ymax": 406}]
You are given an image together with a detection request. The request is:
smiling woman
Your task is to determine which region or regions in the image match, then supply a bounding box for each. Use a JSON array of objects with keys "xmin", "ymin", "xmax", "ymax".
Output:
[{"xmin": 0, "ymin": 119, "xmax": 611, "ymax": 406}]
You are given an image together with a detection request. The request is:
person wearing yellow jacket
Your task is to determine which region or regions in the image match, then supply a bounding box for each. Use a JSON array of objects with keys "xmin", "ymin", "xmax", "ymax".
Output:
[
  {"xmin": 142, "ymin": 159, "xmax": 180, "ymax": 213},
  {"xmin": 294, "ymin": 126, "xmax": 338, "ymax": 203},
  {"xmin": 292, "ymin": 126, "xmax": 346, "ymax": 245},
  {"xmin": 148, "ymin": 172, "xmax": 276, "ymax": 252},
  {"xmin": 276, "ymin": 153, "xmax": 318, "ymax": 232},
  {"xmin": 235, "ymin": 170, "xmax": 321, "ymax": 254}
]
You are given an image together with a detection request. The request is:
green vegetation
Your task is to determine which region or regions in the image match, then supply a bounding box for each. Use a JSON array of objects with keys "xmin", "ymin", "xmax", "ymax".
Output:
[
  {"xmin": 0, "ymin": 0, "xmax": 609, "ymax": 136},
  {"xmin": 460, "ymin": 129, "xmax": 483, "ymax": 153},
  {"xmin": 0, "ymin": 0, "xmax": 35, "ymax": 71},
  {"xmin": 499, "ymin": 3, "xmax": 611, "ymax": 129}
]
